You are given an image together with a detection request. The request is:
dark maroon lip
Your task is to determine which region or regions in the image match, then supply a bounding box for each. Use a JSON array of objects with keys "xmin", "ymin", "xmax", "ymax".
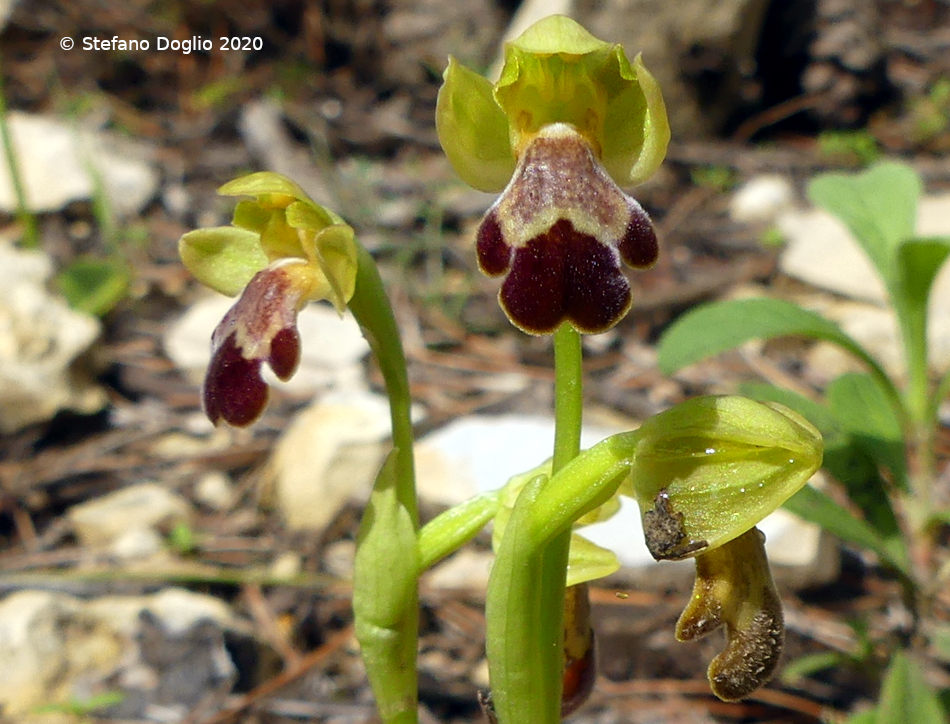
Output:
[
  {"xmin": 475, "ymin": 125, "xmax": 658, "ymax": 335},
  {"xmin": 203, "ymin": 265, "xmax": 305, "ymax": 427}
]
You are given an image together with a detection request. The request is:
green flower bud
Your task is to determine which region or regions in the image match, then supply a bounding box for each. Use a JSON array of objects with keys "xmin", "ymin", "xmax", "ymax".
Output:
[{"xmin": 629, "ymin": 396, "xmax": 823, "ymax": 559}]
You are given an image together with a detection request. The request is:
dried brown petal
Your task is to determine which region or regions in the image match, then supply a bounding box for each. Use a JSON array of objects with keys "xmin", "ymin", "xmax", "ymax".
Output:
[{"xmin": 675, "ymin": 527, "xmax": 784, "ymax": 702}]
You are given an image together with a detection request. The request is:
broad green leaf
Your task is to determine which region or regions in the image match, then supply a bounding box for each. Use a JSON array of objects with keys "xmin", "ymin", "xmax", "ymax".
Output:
[
  {"xmin": 845, "ymin": 712, "xmax": 877, "ymax": 724},
  {"xmin": 657, "ymin": 298, "xmax": 883, "ymax": 380},
  {"xmin": 807, "ymin": 162, "xmax": 920, "ymax": 292},
  {"xmin": 876, "ymin": 650, "xmax": 946, "ymax": 724},
  {"xmin": 178, "ymin": 226, "xmax": 267, "ymax": 296},
  {"xmin": 56, "ymin": 257, "xmax": 130, "ymax": 316},
  {"xmin": 828, "ymin": 373, "xmax": 907, "ymax": 489},
  {"xmin": 895, "ymin": 237, "xmax": 950, "ymax": 386},
  {"xmin": 783, "ymin": 485, "xmax": 910, "ymax": 576}
]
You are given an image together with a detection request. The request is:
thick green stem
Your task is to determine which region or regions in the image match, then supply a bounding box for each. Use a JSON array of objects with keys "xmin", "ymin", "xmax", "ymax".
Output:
[
  {"xmin": 349, "ymin": 243, "xmax": 419, "ymax": 724},
  {"xmin": 348, "ymin": 244, "xmax": 418, "ymax": 528},
  {"xmin": 490, "ymin": 324, "xmax": 584, "ymax": 724}
]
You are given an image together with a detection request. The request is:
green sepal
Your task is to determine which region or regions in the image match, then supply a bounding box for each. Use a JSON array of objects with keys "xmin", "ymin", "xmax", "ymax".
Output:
[
  {"xmin": 630, "ymin": 396, "xmax": 823, "ymax": 558},
  {"xmin": 436, "ymin": 56, "xmax": 516, "ymax": 192},
  {"xmin": 178, "ymin": 226, "xmax": 268, "ymax": 296},
  {"xmin": 565, "ymin": 533, "xmax": 620, "ymax": 587},
  {"xmin": 309, "ymin": 224, "xmax": 359, "ymax": 312},
  {"xmin": 494, "ymin": 15, "xmax": 669, "ymax": 186}
]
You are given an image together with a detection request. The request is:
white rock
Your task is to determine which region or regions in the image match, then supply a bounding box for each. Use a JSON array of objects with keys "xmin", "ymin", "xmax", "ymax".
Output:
[
  {"xmin": 778, "ymin": 207, "xmax": 886, "ymax": 302},
  {"xmin": 110, "ymin": 527, "xmax": 164, "ymax": 561},
  {"xmin": 780, "ymin": 193, "xmax": 950, "ymax": 373},
  {"xmin": 0, "ymin": 0, "xmax": 17, "ymax": 31},
  {"xmin": 265, "ymin": 392, "xmax": 396, "ymax": 530},
  {"xmin": 0, "ymin": 588, "xmax": 246, "ymax": 718},
  {"xmin": 67, "ymin": 482, "xmax": 192, "ymax": 547},
  {"xmin": 729, "ymin": 174, "xmax": 796, "ymax": 224},
  {"xmin": 194, "ymin": 471, "xmax": 235, "ymax": 511},
  {"xmin": 415, "ymin": 414, "xmax": 625, "ymax": 507},
  {"xmin": 0, "ymin": 242, "xmax": 104, "ymax": 432},
  {"xmin": 164, "ymin": 293, "xmax": 370, "ymax": 394},
  {"xmin": 0, "ymin": 111, "xmax": 158, "ymax": 216},
  {"xmin": 424, "ymin": 549, "xmax": 493, "ymax": 591}
]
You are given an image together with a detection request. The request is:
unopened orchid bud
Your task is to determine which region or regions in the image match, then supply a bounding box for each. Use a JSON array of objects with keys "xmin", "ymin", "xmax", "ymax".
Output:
[{"xmin": 629, "ymin": 395, "xmax": 822, "ymax": 559}]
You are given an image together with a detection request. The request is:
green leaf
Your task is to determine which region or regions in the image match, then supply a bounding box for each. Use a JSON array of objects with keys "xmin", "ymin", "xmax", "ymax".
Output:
[
  {"xmin": 807, "ymin": 161, "xmax": 920, "ymax": 292},
  {"xmin": 896, "ymin": 237, "xmax": 950, "ymax": 321},
  {"xmin": 178, "ymin": 226, "xmax": 268, "ymax": 296},
  {"xmin": 783, "ymin": 484, "xmax": 910, "ymax": 576},
  {"xmin": 827, "ymin": 373, "xmax": 907, "ymax": 489},
  {"xmin": 353, "ymin": 450, "xmax": 420, "ymax": 723},
  {"xmin": 780, "ymin": 651, "xmax": 848, "ymax": 684},
  {"xmin": 876, "ymin": 650, "xmax": 946, "ymax": 724},
  {"xmin": 657, "ymin": 298, "xmax": 884, "ymax": 382},
  {"xmin": 56, "ymin": 256, "xmax": 130, "ymax": 316}
]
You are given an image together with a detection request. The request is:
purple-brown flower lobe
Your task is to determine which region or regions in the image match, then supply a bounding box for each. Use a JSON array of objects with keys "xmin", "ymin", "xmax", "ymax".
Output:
[{"xmin": 476, "ymin": 123, "xmax": 657, "ymax": 334}]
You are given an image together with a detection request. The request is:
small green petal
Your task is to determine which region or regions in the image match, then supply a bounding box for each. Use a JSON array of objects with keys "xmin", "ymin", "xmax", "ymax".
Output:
[
  {"xmin": 178, "ymin": 226, "xmax": 268, "ymax": 296},
  {"xmin": 218, "ymin": 171, "xmax": 311, "ymax": 205},
  {"xmin": 232, "ymin": 199, "xmax": 271, "ymax": 233},
  {"xmin": 566, "ymin": 533, "xmax": 620, "ymax": 586},
  {"xmin": 311, "ymin": 224, "xmax": 359, "ymax": 312},
  {"xmin": 436, "ymin": 56, "xmax": 516, "ymax": 192},
  {"xmin": 509, "ymin": 14, "xmax": 609, "ymax": 55},
  {"xmin": 285, "ymin": 199, "xmax": 338, "ymax": 233},
  {"xmin": 631, "ymin": 396, "xmax": 823, "ymax": 557}
]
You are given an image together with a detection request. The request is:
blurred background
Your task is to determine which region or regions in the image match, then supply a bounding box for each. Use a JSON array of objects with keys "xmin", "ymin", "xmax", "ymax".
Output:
[{"xmin": 0, "ymin": 1, "xmax": 948, "ymax": 722}]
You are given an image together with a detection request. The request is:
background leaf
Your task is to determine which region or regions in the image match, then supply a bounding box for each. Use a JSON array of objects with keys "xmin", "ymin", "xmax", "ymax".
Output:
[
  {"xmin": 827, "ymin": 373, "xmax": 907, "ymax": 489},
  {"xmin": 783, "ymin": 485, "xmax": 910, "ymax": 576},
  {"xmin": 807, "ymin": 161, "xmax": 920, "ymax": 292},
  {"xmin": 56, "ymin": 256, "xmax": 130, "ymax": 316},
  {"xmin": 875, "ymin": 650, "xmax": 946, "ymax": 724},
  {"xmin": 742, "ymin": 382, "xmax": 903, "ymax": 545},
  {"xmin": 657, "ymin": 298, "xmax": 885, "ymax": 380}
]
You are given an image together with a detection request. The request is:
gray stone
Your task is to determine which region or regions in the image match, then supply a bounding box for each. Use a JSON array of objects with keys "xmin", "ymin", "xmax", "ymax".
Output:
[
  {"xmin": 67, "ymin": 482, "xmax": 192, "ymax": 548},
  {"xmin": 0, "ymin": 242, "xmax": 104, "ymax": 433},
  {"xmin": 0, "ymin": 588, "xmax": 246, "ymax": 720},
  {"xmin": 0, "ymin": 112, "xmax": 158, "ymax": 216}
]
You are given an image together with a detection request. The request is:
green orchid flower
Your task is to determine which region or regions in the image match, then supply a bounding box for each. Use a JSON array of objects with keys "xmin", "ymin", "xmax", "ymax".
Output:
[
  {"xmin": 437, "ymin": 15, "xmax": 669, "ymax": 335},
  {"xmin": 178, "ymin": 171, "xmax": 358, "ymax": 426}
]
